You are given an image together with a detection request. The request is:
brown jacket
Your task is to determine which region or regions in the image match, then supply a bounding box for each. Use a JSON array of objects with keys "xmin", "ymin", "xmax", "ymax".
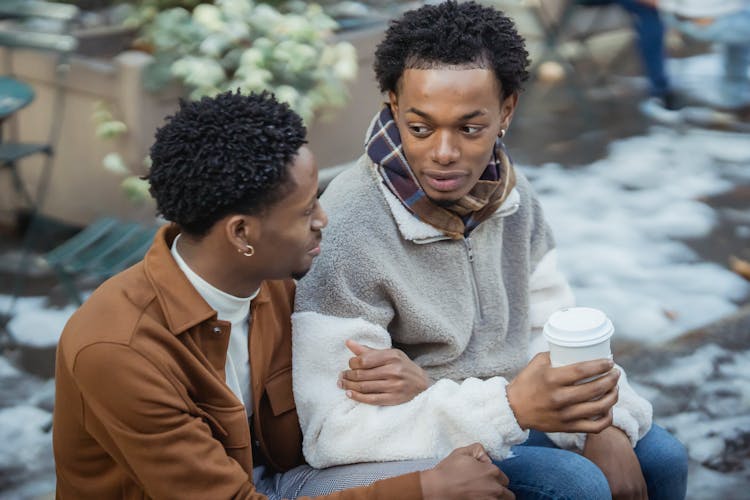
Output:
[{"xmin": 53, "ymin": 225, "xmax": 421, "ymax": 499}]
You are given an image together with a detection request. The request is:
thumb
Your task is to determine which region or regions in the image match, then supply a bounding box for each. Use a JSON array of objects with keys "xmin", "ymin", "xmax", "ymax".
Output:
[
  {"xmin": 453, "ymin": 443, "xmax": 491, "ymax": 463},
  {"xmin": 468, "ymin": 443, "xmax": 491, "ymax": 463},
  {"xmin": 345, "ymin": 339, "xmax": 372, "ymax": 356}
]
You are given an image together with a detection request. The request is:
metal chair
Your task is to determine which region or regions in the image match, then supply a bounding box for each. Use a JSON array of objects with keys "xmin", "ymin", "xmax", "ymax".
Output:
[
  {"xmin": 0, "ymin": 0, "xmax": 78, "ymax": 347},
  {"xmin": 0, "ymin": 0, "xmax": 78, "ymax": 222},
  {"xmin": 44, "ymin": 217, "xmax": 160, "ymax": 306}
]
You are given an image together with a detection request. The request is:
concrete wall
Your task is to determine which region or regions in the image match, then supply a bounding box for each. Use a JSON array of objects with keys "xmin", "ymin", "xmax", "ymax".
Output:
[{"xmin": 0, "ymin": 48, "xmax": 175, "ymax": 226}]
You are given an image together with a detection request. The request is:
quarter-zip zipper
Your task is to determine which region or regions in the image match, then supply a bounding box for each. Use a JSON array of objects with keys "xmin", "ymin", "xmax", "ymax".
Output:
[{"xmin": 463, "ymin": 237, "xmax": 484, "ymax": 322}]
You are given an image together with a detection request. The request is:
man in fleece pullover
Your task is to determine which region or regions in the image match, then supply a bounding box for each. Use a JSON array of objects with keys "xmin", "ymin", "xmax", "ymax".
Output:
[{"xmin": 293, "ymin": 2, "xmax": 688, "ymax": 499}]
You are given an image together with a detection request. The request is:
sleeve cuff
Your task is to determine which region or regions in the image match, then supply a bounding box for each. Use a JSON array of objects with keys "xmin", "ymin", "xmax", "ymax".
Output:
[
  {"xmin": 372, "ymin": 471, "xmax": 423, "ymax": 500},
  {"xmin": 545, "ymin": 431, "xmax": 587, "ymax": 451}
]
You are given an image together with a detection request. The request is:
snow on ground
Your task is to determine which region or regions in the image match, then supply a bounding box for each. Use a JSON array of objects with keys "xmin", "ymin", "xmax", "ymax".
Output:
[
  {"xmin": 633, "ymin": 342, "xmax": 750, "ymax": 498},
  {"xmin": 0, "ymin": 358, "xmax": 55, "ymax": 499},
  {"xmin": 0, "ymin": 125, "xmax": 749, "ymax": 498},
  {"xmin": 0, "ymin": 295, "xmax": 78, "ymax": 348},
  {"xmin": 523, "ymin": 126, "xmax": 750, "ymax": 343}
]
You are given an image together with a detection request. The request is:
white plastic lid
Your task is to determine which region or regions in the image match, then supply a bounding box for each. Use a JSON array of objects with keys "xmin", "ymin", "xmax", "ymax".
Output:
[{"xmin": 543, "ymin": 307, "xmax": 614, "ymax": 347}]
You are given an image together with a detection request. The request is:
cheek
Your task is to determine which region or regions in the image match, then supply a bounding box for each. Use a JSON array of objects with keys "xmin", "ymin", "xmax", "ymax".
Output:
[
  {"xmin": 475, "ymin": 134, "xmax": 499, "ymax": 158},
  {"xmin": 399, "ymin": 136, "xmax": 421, "ymax": 163}
]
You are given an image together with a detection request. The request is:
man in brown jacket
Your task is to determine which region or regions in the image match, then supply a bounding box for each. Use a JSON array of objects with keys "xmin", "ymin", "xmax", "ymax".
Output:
[{"xmin": 53, "ymin": 91, "xmax": 514, "ymax": 499}]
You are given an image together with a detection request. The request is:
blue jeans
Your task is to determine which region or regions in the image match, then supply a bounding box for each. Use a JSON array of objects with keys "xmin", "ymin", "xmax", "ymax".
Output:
[
  {"xmin": 602, "ymin": 0, "xmax": 670, "ymax": 97},
  {"xmin": 494, "ymin": 424, "xmax": 688, "ymax": 500}
]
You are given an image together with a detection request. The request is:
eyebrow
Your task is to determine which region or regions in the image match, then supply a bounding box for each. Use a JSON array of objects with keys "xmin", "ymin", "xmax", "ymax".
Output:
[{"xmin": 406, "ymin": 108, "xmax": 486, "ymax": 121}]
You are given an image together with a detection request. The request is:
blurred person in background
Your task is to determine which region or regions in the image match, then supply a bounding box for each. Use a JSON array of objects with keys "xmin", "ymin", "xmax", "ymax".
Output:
[
  {"xmin": 658, "ymin": 0, "xmax": 750, "ymax": 108},
  {"xmin": 598, "ymin": 0, "xmax": 678, "ymax": 109}
]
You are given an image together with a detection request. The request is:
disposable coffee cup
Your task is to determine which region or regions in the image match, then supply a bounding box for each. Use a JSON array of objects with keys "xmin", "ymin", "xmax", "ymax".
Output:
[{"xmin": 543, "ymin": 307, "xmax": 614, "ymax": 369}]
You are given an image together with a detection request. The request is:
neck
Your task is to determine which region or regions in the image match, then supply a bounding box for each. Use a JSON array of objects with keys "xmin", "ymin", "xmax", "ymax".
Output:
[{"xmin": 176, "ymin": 234, "xmax": 263, "ymax": 298}]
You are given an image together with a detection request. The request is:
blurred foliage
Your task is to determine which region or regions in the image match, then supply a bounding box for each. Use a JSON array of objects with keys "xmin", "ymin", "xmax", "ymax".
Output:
[
  {"xmin": 64, "ymin": 0, "xmax": 358, "ymax": 204},
  {"xmin": 93, "ymin": 102, "xmax": 151, "ymax": 204},
  {"xmin": 61, "ymin": 0, "xmax": 358, "ymax": 123},
  {"xmin": 140, "ymin": 0, "xmax": 358, "ymax": 124},
  {"xmin": 55, "ymin": 0, "xmax": 201, "ymax": 11}
]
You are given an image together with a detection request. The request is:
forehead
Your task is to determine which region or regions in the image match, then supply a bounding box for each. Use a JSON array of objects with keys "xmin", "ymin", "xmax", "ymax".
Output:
[
  {"xmin": 397, "ymin": 68, "xmax": 502, "ymax": 113},
  {"xmin": 278, "ymin": 146, "xmax": 317, "ymax": 206}
]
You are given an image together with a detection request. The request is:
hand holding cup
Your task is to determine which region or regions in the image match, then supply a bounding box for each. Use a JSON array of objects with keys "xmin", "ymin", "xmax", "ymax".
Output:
[{"xmin": 507, "ymin": 308, "xmax": 619, "ymax": 433}]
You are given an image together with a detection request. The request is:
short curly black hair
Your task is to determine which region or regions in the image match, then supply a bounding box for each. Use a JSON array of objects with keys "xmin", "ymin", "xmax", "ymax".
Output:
[
  {"xmin": 374, "ymin": 1, "xmax": 530, "ymax": 99},
  {"xmin": 146, "ymin": 90, "xmax": 307, "ymax": 237}
]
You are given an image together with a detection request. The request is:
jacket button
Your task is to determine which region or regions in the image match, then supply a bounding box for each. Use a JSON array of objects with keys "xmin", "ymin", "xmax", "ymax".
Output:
[{"xmin": 212, "ymin": 326, "xmax": 222, "ymax": 334}]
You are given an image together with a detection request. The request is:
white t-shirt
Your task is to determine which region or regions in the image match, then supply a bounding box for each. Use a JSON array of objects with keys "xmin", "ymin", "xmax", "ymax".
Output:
[{"xmin": 171, "ymin": 234, "xmax": 257, "ymax": 416}]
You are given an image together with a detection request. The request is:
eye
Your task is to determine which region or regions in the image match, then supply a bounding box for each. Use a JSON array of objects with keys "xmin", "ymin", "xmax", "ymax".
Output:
[
  {"xmin": 304, "ymin": 199, "xmax": 317, "ymax": 216},
  {"xmin": 408, "ymin": 124, "xmax": 431, "ymax": 137},
  {"xmin": 461, "ymin": 125, "xmax": 483, "ymax": 135}
]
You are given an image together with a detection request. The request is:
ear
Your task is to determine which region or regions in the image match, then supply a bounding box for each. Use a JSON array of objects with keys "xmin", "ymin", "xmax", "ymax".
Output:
[
  {"xmin": 224, "ymin": 214, "xmax": 261, "ymax": 255},
  {"xmin": 388, "ymin": 91, "xmax": 399, "ymax": 120},
  {"xmin": 499, "ymin": 92, "xmax": 519, "ymax": 133}
]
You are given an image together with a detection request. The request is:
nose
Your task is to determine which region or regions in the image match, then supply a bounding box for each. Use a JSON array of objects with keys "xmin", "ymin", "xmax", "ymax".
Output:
[
  {"xmin": 431, "ymin": 130, "xmax": 459, "ymax": 165},
  {"xmin": 312, "ymin": 203, "xmax": 328, "ymax": 231}
]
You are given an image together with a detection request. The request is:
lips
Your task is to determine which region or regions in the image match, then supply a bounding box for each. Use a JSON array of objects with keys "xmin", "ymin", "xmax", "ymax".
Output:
[
  {"xmin": 421, "ymin": 170, "xmax": 468, "ymax": 192},
  {"xmin": 307, "ymin": 238, "xmax": 322, "ymax": 256}
]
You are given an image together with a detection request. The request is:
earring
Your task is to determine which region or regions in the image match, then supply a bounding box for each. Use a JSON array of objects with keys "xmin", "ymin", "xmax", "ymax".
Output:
[
  {"xmin": 237, "ymin": 244, "xmax": 254, "ymax": 257},
  {"xmin": 499, "ymin": 129, "xmax": 506, "ymax": 138}
]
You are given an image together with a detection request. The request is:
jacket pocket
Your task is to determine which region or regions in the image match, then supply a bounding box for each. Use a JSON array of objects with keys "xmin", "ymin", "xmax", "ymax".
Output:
[
  {"xmin": 264, "ymin": 367, "xmax": 296, "ymax": 416},
  {"xmin": 196, "ymin": 403, "xmax": 250, "ymax": 449}
]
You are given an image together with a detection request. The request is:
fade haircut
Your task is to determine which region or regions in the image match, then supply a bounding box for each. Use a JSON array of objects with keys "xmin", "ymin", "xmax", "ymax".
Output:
[
  {"xmin": 147, "ymin": 90, "xmax": 307, "ymax": 237},
  {"xmin": 374, "ymin": 0, "xmax": 530, "ymax": 99}
]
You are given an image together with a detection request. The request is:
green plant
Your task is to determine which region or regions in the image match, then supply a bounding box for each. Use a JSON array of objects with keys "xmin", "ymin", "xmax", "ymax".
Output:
[
  {"xmin": 93, "ymin": 102, "xmax": 152, "ymax": 204},
  {"xmin": 140, "ymin": 0, "xmax": 358, "ymax": 123},
  {"xmin": 94, "ymin": 0, "xmax": 357, "ymax": 205},
  {"xmin": 120, "ymin": 0, "xmax": 204, "ymax": 30}
]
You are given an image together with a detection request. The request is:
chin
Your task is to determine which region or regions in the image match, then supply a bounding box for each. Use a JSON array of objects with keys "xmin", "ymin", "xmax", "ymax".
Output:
[
  {"xmin": 427, "ymin": 193, "xmax": 463, "ymax": 207},
  {"xmin": 291, "ymin": 269, "xmax": 310, "ymax": 281}
]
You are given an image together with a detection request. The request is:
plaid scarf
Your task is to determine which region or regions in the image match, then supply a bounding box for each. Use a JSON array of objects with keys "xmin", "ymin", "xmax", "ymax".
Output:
[{"xmin": 366, "ymin": 105, "xmax": 516, "ymax": 240}]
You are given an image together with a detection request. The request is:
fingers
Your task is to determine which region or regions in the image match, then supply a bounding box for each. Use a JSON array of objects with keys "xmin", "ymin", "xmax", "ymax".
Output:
[
  {"xmin": 550, "ymin": 369, "xmax": 620, "ymax": 408},
  {"xmin": 563, "ymin": 409, "xmax": 614, "ymax": 433},
  {"xmin": 559, "ymin": 386, "xmax": 619, "ymax": 422},
  {"xmin": 344, "ymin": 389, "xmax": 402, "ymax": 406},
  {"xmin": 496, "ymin": 467, "xmax": 510, "ymax": 486},
  {"xmin": 453, "ymin": 443, "xmax": 488, "ymax": 460},
  {"xmin": 448, "ymin": 443, "xmax": 479, "ymax": 459},
  {"xmin": 340, "ymin": 364, "xmax": 393, "ymax": 383},
  {"xmin": 340, "ymin": 378, "xmax": 398, "ymax": 395},
  {"xmin": 550, "ymin": 358, "xmax": 615, "ymax": 386},
  {"xmin": 347, "ymin": 344, "xmax": 401, "ymax": 370},
  {"xmin": 575, "ymin": 368, "xmax": 620, "ymax": 399},
  {"xmin": 468, "ymin": 443, "xmax": 492, "ymax": 463},
  {"xmin": 345, "ymin": 339, "xmax": 372, "ymax": 357}
]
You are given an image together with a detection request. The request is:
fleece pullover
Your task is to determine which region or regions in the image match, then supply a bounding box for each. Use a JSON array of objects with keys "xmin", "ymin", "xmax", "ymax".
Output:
[{"xmin": 293, "ymin": 156, "xmax": 652, "ymax": 468}]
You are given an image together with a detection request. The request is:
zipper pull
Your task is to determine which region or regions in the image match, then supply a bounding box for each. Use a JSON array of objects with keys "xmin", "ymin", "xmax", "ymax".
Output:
[{"xmin": 465, "ymin": 238, "xmax": 474, "ymax": 262}]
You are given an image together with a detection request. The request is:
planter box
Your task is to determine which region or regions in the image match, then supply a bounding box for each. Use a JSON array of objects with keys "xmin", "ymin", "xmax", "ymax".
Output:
[{"xmin": 0, "ymin": 23, "xmax": 387, "ymax": 227}]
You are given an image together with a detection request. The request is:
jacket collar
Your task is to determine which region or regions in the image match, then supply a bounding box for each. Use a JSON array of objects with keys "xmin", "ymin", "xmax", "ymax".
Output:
[
  {"xmin": 368, "ymin": 160, "xmax": 521, "ymax": 244},
  {"xmin": 144, "ymin": 224, "xmax": 271, "ymax": 335}
]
